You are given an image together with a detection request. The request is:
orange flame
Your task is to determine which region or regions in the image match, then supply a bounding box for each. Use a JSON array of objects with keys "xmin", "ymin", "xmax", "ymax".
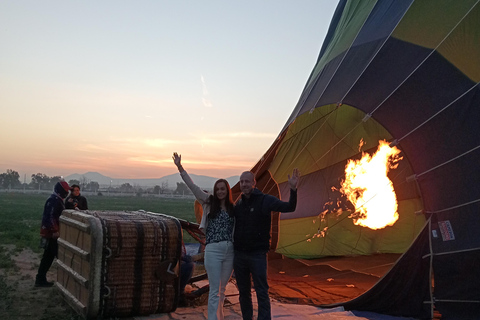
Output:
[{"xmin": 340, "ymin": 140, "xmax": 402, "ymax": 229}]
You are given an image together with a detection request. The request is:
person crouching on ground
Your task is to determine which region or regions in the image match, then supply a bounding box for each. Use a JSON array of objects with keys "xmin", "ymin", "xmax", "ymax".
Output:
[
  {"xmin": 35, "ymin": 180, "xmax": 72, "ymax": 287},
  {"xmin": 65, "ymin": 184, "xmax": 88, "ymax": 210},
  {"xmin": 173, "ymin": 152, "xmax": 234, "ymax": 320},
  {"xmin": 234, "ymin": 169, "xmax": 300, "ymax": 320}
]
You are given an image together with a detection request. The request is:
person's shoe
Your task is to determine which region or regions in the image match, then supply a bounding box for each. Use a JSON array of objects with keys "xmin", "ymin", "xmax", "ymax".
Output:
[
  {"xmin": 178, "ymin": 293, "xmax": 187, "ymax": 307},
  {"xmin": 34, "ymin": 279, "xmax": 54, "ymax": 287}
]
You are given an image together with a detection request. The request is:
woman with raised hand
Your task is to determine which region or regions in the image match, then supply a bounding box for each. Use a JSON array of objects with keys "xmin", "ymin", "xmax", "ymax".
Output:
[{"xmin": 173, "ymin": 152, "xmax": 234, "ymax": 320}]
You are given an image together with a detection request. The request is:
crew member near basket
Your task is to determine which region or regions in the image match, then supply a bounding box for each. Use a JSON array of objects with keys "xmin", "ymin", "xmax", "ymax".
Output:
[
  {"xmin": 234, "ymin": 169, "xmax": 300, "ymax": 320},
  {"xmin": 65, "ymin": 184, "xmax": 88, "ymax": 210},
  {"xmin": 35, "ymin": 180, "xmax": 72, "ymax": 287}
]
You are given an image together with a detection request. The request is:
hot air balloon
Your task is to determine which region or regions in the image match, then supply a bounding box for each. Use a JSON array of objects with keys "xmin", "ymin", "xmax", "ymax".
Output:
[{"xmin": 232, "ymin": 1, "xmax": 480, "ymax": 318}]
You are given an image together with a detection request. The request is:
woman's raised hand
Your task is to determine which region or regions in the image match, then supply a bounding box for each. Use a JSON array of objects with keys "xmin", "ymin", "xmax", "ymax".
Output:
[
  {"xmin": 172, "ymin": 152, "xmax": 181, "ymax": 167},
  {"xmin": 173, "ymin": 152, "xmax": 184, "ymax": 171}
]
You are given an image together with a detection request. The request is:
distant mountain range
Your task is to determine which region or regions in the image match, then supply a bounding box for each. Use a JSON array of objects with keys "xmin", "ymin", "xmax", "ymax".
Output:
[{"xmin": 65, "ymin": 171, "xmax": 240, "ymax": 190}]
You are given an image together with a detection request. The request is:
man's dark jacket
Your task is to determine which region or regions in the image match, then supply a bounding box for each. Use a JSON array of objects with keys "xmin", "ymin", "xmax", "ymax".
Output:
[
  {"xmin": 65, "ymin": 194, "xmax": 88, "ymax": 210},
  {"xmin": 40, "ymin": 182, "xmax": 68, "ymax": 238},
  {"xmin": 234, "ymin": 188, "xmax": 297, "ymax": 252}
]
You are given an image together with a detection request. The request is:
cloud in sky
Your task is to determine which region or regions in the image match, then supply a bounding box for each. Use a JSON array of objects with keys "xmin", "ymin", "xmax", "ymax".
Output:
[
  {"xmin": 201, "ymin": 75, "xmax": 213, "ymax": 108},
  {"xmin": 222, "ymin": 132, "xmax": 277, "ymax": 139}
]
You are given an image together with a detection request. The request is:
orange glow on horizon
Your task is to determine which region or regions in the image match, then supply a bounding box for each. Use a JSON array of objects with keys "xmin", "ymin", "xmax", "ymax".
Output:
[
  {"xmin": 1, "ymin": 126, "xmax": 268, "ymax": 181},
  {"xmin": 2, "ymin": 153, "xmax": 250, "ymax": 182}
]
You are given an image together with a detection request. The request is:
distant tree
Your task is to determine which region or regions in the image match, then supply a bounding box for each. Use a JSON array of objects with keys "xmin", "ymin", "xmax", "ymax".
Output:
[
  {"xmin": 133, "ymin": 184, "xmax": 141, "ymax": 194},
  {"xmin": 8, "ymin": 169, "xmax": 21, "ymax": 188},
  {"xmin": 160, "ymin": 180, "xmax": 169, "ymax": 194},
  {"xmin": 30, "ymin": 173, "xmax": 50, "ymax": 190},
  {"xmin": 49, "ymin": 176, "xmax": 62, "ymax": 190},
  {"xmin": 68, "ymin": 179, "xmax": 80, "ymax": 186},
  {"xmin": 0, "ymin": 169, "xmax": 21, "ymax": 189},
  {"xmin": 174, "ymin": 182, "xmax": 191, "ymax": 195},
  {"xmin": 79, "ymin": 176, "xmax": 89, "ymax": 190},
  {"xmin": 153, "ymin": 185, "xmax": 160, "ymax": 194},
  {"xmin": 120, "ymin": 183, "xmax": 134, "ymax": 193},
  {"xmin": 86, "ymin": 181, "xmax": 99, "ymax": 192}
]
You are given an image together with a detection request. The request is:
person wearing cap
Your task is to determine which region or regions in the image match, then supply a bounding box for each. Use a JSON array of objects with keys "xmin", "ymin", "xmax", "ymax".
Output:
[
  {"xmin": 65, "ymin": 184, "xmax": 88, "ymax": 210},
  {"xmin": 35, "ymin": 180, "xmax": 72, "ymax": 287}
]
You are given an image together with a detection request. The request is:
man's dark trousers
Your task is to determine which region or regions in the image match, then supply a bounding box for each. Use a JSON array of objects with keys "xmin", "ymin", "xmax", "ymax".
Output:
[{"xmin": 234, "ymin": 249, "xmax": 270, "ymax": 320}]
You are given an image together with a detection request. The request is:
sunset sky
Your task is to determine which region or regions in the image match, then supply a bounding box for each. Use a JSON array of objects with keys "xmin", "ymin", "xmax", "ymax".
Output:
[{"xmin": 0, "ymin": 1, "xmax": 338, "ymax": 181}]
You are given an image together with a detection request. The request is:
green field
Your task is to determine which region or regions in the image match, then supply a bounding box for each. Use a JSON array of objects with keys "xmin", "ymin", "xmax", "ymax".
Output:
[
  {"xmin": 0, "ymin": 192, "xmax": 198, "ymax": 254},
  {"xmin": 0, "ymin": 191, "xmax": 198, "ymax": 271},
  {"xmin": 0, "ymin": 192, "xmax": 199, "ymax": 319}
]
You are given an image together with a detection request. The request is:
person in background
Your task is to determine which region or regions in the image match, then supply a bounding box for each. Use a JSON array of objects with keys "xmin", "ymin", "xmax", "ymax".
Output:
[
  {"xmin": 179, "ymin": 246, "xmax": 194, "ymax": 307},
  {"xmin": 65, "ymin": 184, "xmax": 88, "ymax": 210},
  {"xmin": 194, "ymin": 197, "xmax": 207, "ymax": 253},
  {"xmin": 35, "ymin": 180, "xmax": 72, "ymax": 287},
  {"xmin": 234, "ymin": 169, "xmax": 300, "ymax": 320},
  {"xmin": 173, "ymin": 152, "xmax": 234, "ymax": 320}
]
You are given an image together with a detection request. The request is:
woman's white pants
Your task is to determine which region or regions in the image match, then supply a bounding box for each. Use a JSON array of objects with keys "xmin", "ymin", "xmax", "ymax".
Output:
[{"xmin": 204, "ymin": 241, "xmax": 234, "ymax": 320}]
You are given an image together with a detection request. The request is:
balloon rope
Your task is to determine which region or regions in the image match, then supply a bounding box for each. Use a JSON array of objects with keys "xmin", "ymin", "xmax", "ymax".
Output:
[
  {"xmin": 337, "ymin": 2, "xmax": 414, "ymax": 103},
  {"xmin": 425, "ymin": 247, "xmax": 480, "ymax": 258},
  {"xmin": 248, "ymin": 108, "xmax": 336, "ymax": 196},
  {"xmin": 306, "ymin": 2, "xmax": 378, "ymax": 117},
  {"xmin": 397, "ymin": 83, "xmax": 480, "ymax": 144},
  {"xmin": 260, "ymin": 105, "xmax": 341, "ymax": 192},
  {"xmin": 369, "ymin": 1, "xmax": 479, "ymax": 115},
  {"xmin": 411, "ymin": 144, "xmax": 480, "ymax": 181},
  {"xmin": 277, "ymin": 0, "xmax": 379, "ymax": 138},
  {"xmin": 424, "ymin": 198, "xmax": 480, "ymax": 215},
  {"xmin": 274, "ymin": 166, "xmax": 412, "ymax": 254}
]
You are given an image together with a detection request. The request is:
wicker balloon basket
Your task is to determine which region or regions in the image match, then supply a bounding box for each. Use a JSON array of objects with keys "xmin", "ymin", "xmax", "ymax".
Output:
[{"xmin": 56, "ymin": 210, "xmax": 182, "ymax": 319}]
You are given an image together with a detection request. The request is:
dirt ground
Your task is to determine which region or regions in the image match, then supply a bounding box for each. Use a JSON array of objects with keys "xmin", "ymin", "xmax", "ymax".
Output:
[
  {"xmin": 0, "ymin": 247, "xmax": 371, "ymax": 320},
  {"xmin": 0, "ymin": 247, "xmax": 387, "ymax": 319},
  {"xmin": 0, "ymin": 246, "xmax": 209, "ymax": 320},
  {"xmin": 0, "ymin": 246, "xmax": 81, "ymax": 320},
  {"xmin": 0, "ymin": 248, "xmax": 426, "ymax": 320}
]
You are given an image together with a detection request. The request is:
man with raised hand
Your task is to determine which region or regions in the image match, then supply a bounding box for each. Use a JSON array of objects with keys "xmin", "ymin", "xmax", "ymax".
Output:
[{"xmin": 233, "ymin": 169, "xmax": 300, "ymax": 320}]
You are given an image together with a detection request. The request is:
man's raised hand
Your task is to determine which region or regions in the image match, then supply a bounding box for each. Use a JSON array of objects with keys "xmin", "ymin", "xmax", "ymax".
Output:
[{"xmin": 288, "ymin": 168, "xmax": 300, "ymax": 191}]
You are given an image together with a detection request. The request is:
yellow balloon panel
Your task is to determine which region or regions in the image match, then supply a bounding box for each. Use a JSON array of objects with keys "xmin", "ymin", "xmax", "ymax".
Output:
[
  {"xmin": 276, "ymin": 198, "xmax": 425, "ymax": 259},
  {"xmin": 392, "ymin": 0, "xmax": 480, "ymax": 82},
  {"xmin": 269, "ymin": 104, "xmax": 392, "ymax": 184}
]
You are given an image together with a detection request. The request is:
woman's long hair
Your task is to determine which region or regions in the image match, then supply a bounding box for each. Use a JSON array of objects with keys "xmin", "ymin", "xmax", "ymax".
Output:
[{"xmin": 207, "ymin": 179, "xmax": 234, "ymax": 219}]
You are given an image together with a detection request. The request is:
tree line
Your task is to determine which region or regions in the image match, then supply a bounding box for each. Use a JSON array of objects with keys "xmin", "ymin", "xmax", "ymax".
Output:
[
  {"xmin": 0, "ymin": 169, "xmax": 100, "ymax": 191},
  {"xmin": 0, "ymin": 169, "xmax": 192, "ymax": 195}
]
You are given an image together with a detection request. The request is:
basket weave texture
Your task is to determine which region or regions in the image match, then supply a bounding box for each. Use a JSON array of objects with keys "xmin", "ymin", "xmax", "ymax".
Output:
[{"xmin": 99, "ymin": 211, "xmax": 182, "ymax": 317}]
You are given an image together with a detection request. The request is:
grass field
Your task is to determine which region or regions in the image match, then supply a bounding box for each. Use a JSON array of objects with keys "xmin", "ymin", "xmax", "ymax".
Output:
[
  {"xmin": 0, "ymin": 192, "xmax": 198, "ymax": 253},
  {"xmin": 0, "ymin": 192, "xmax": 198, "ymax": 319}
]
